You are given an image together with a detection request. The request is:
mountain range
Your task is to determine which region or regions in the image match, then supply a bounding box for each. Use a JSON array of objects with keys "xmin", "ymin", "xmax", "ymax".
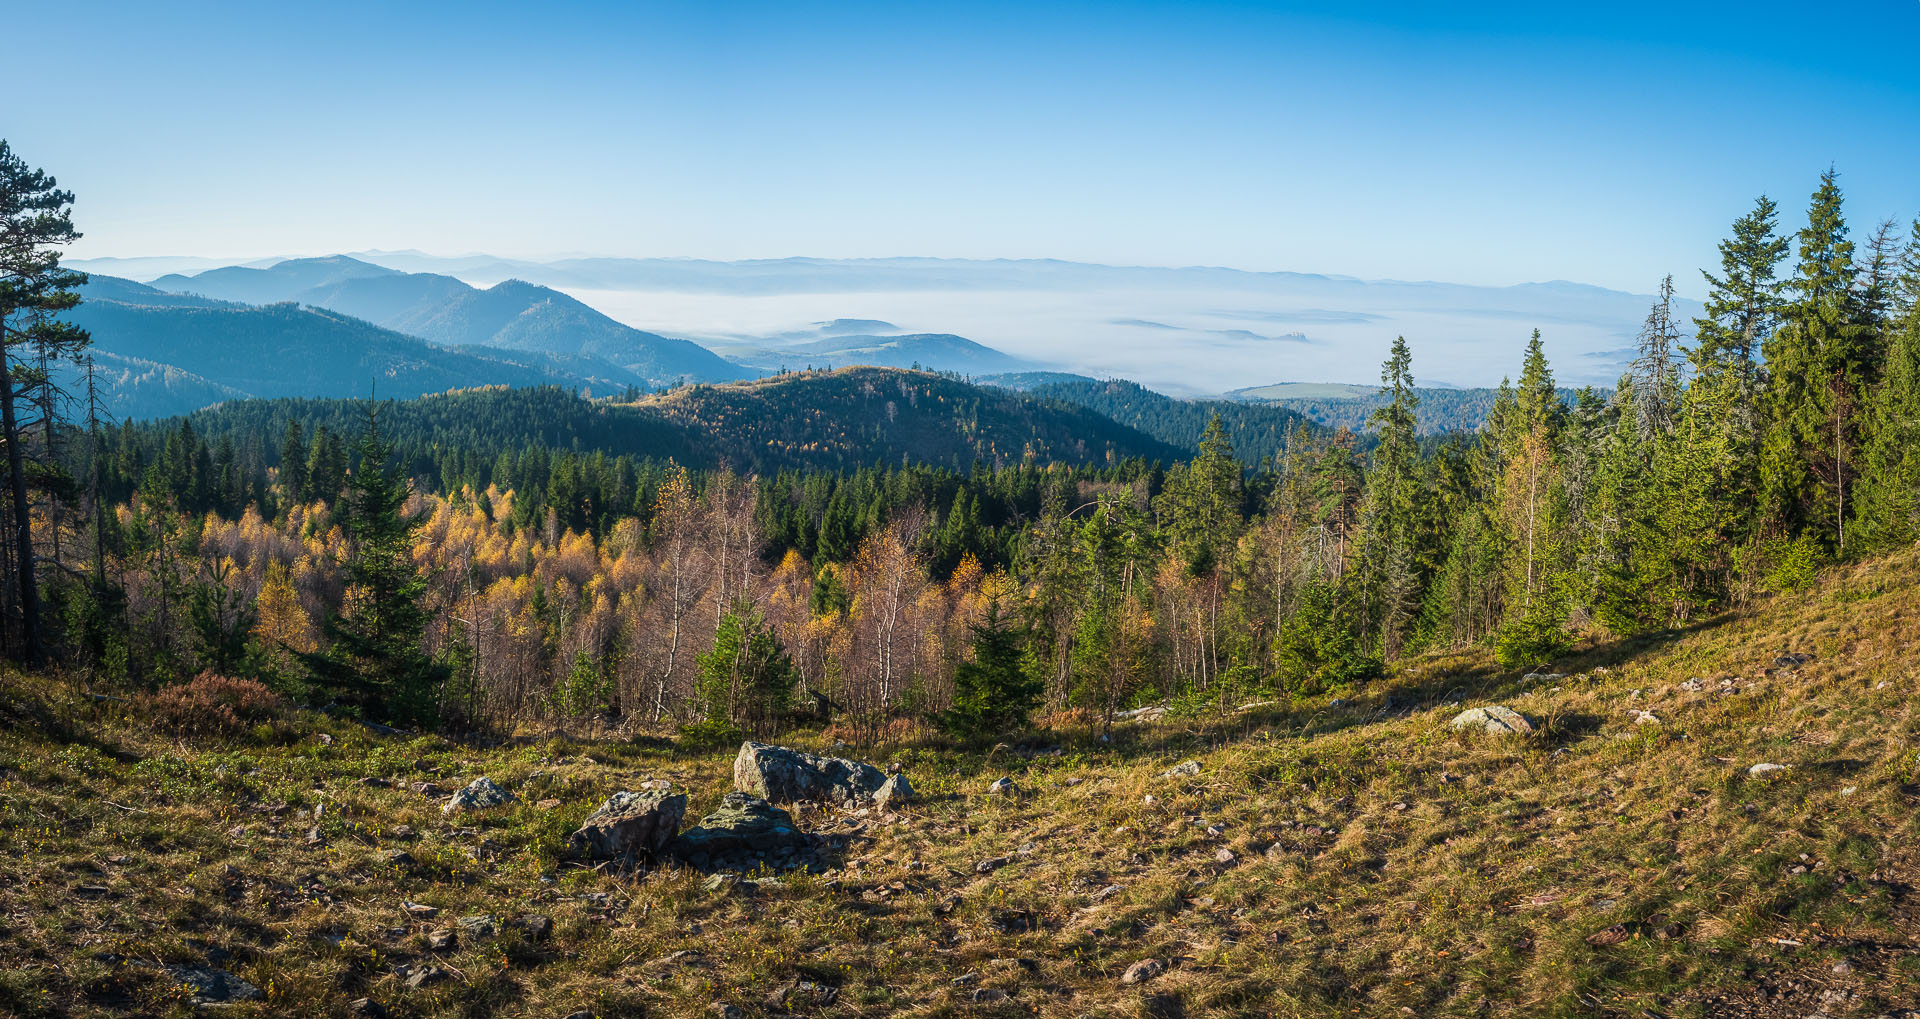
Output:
[{"xmin": 148, "ymin": 256, "xmax": 750, "ymax": 387}]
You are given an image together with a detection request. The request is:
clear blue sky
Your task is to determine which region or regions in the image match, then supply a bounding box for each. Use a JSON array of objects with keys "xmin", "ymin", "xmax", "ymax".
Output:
[{"xmin": 13, "ymin": 0, "xmax": 1920, "ymax": 294}]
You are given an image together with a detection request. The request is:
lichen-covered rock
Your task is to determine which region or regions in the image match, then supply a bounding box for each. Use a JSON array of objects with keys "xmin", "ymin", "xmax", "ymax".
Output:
[
  {"xmin": 162, "ymin": 965, "xmax": 261, "ymax": 1004},
  {"xmin": 1160, "ymin": 759, "xmax": 1203, "ymax": 779},
  {"xmin": 670, "ymin": 792, "xmax": 809, "ymax": 868},
  {"xmin": 1449, "ymin": 706, "xmax": 1534, "ymax": 735},
  {"xmin": 442, "ymin": 777, "xmax": 513, "ymax": 814},
  {"xmin": 569, "ymin": 790, "xmax": 687, "ymax": 860},
  {"xmin": 734, "ymin": 742, "xmax": 887, "ymax": 805}
]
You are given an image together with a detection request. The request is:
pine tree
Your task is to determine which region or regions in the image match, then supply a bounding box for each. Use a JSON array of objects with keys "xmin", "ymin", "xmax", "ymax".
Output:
[
  {"xmin": 0, "ymin": 141, "xmax": 93, "ymax": 662},
  {"xmin": 692, "ymin": 600, "xmax": 798, "ymax": 741}
]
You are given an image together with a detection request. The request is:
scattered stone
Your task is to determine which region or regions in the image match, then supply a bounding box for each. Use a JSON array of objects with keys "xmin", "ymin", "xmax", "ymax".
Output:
[
  {"xmin": 442, "ymin": 777, "xmax": 513, "ymax": 814},
  {"xmin": 1773, "ymin": 652, "xmax": 1814, "ymax": 669},
  {"xmin": 952, "ymin": 972, "xmax": 981, "ymax": 986},
  {"xmin": 380, "ymin": 850, "xmax": 413, "ymax": 867},
  {"xmin": 402, "ymin": 901, "xmax": 438, "ymax": 918},
  {"xmin": 512, "ymin": 914, "xmax": 553, "ymax": 940},
  {"xmin": 874, "ymin": 773, "xmax": 916, "ymax": 811},
  {"xmin": 1062, "ymin": 776, "xmax": 1084, "ymax": 787},
  {"xmin": 389, "ymin": 824, "xmax": 414, "ymax": 839},
  {"xmin": 427, "ymin": 929, "xmax": 457, "ymax": 952},
  {"xmin": 570, "ymin": 790, "xmax": 687, "ymax": 861},
  {"xmin": 711, "ymin": 1004, "xmax": 746, "ymax": 1019},
  {"xmin": 1160, "ymin": 760, "xmax": 1203, "ymax": 779},
  {"xmin": 1141, "ymin": 794, "xmax": 1157, "ymax": 806},
  {"xmin": 1121, "ymin": 958, "xmax": 1166, "ymax": 984},
  {"xmin": 973, "ymin": 987, "xmax": 1010, "ymax": 1003},
  {"xmin": 976, "ymin": 855, "xmax": 1011, "ymax": 874},
  {"xmin": 734, "ymin": 741, "xmax": 887, "ymax": 805},
  {"xmin": 1091, "ymin": 884, "xmax": 1123, "ymax": 903},
  {"xmin": 1833, "ymin": 960, "xmax": 1855, "ymax": 975},
  {"xmin": 1748, "ymin": 763, "xmax": 1791, "ymax": 778},
  {"xmin": 1626, "ymin": 709, "xmax": 1661, "ymax": 726},
  {"xmin": 456, "ymin": 915, "xmax": 496, "ymax": 939},
  {"xmin": 1450, "ymin": 705, "xmax": 1534, "ymax": 735},
  {"xmin": 1214, "ymin": 847, "xmax": 1236, "ymax": 864},
  {"xmin": 1523, "ymin": 671, "xmax": 1567, "ymax": 682},
  {"xmin": 987, "ymin": 777, "xmax": 1017, "ymax": 797},
  {"xmin": 162, "ymin": 965, "xmax": 262, "ymax": 1005},
  {"xmin": 405, "ymin": 966, "xmax": 446, "ymax": 989},
  {"xmin": 535, "ymin": 798, "xmax": 562, "ymax": 810},
  {"xmin": 347, "ymin": 998, "xmax": 387, "ymax": 1017}
]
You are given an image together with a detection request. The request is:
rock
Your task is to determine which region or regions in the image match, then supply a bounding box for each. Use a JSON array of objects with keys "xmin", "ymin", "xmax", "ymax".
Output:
[
  {"xmin": 405, "ymin": 966, "xmax": 446, "ymax": 989},
  {"xmin": 1773, "ymin": 652, "xmax": 1814, "ymax": 668},
  {"xmin": 569, "ymin": 790, "xmax": 688, "ymax": 861},
  {"xmin": 973, "ymin": 987, "xmax": 1011, "ymax": 1003},
  {"xmin": 1833, "ymin": 960, "xmax": 1855, "ymax": 975},
  {"xmin": 389, "ymin": 824, "xmax": 415, "ymax": 840},
  {"xmin": 457, "ymin": 915, "xmax": 496, "ymax": 939},
  {"xmin": 1160, "ymin": 760, "xmax": 1203, "ymax": 779},
  {"xmin": 1121, "ymin": 958, "xmax": 1165, "ymax": 984},
  {"xmin": 1214, "ymin": 847, "xmax": 1236, "ymax": 864},
  {"xmin": 733, "ymin": 741, "xmax": 886, "ymax": 805},
  {"xmin": 669, "ymin": 792, "xmax": 807, "ymax": 862},
  {"xmin": 1115, "ymin": 704, "xmax": 1167, "ymax": 721},
  {"xmin": 442, "ymin": 777, "xmax": 513, "ymax": 814},
  {"xmin": 1748, "ymin": 762, "xmax": 1791, "ymax": 778},
  {"xmin": 976, "ymin": 855, "xmax": 1011, "ymax": 874},
  {"xmin": 162, "ymin": 965, "xmax": 262, "ymax": 1004},
  {"xmin": 380, "ymin": 850, "xmax": 413, "ymax": 867},
  {"xmin": 1522, "ymin": 671, "xmax": 1567, "ymax": 682},
  {"xmin": 427, "ymin": 928, "xmax": 457, "ymax": 952},
  {"xmin": 512, "ymin": 914, "xmax": 553, "ymax": 940},
  {"xmin": 402, "ymin": 901, "xmax": 437, "ymax": 918},
  {"xmin": 873, "ymin": 773, "xmax": 916, "ymax": 811},
  {"xmin": 986, "ymin": 777, "xmax": 1017, "ymax": 797},
  {"xmin": 1450, "ymin": 705, "xmax": 1534, "ymax": 735},
  {"xmin": 711, "ymin": 1004, "xmax": 746, "ymax": 1019},
  {"xmin": 535, "ymin": 798, "xmax": 562, "ymax": 810},
  {"xmin": 348, "ymin": 998, "xmax": 387, "ymax": 1017}
]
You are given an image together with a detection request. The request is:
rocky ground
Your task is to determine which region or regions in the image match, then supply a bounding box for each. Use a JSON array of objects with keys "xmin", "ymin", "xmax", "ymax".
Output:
[{"xmin": 4, "ymin": 550, "xmax": 1920, "ymax": 1017}]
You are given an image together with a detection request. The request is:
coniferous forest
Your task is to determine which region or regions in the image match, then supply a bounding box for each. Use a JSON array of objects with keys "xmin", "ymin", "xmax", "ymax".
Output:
[{"xmin": 3, "ymin": 143, "xmax": 1915, "ymax": 745}]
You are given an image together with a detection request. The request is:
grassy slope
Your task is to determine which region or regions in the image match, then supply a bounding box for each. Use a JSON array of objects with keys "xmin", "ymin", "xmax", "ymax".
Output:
[{"xmin": 5, "ymin": 550, "xmax": 1920, "ymax": 1018}]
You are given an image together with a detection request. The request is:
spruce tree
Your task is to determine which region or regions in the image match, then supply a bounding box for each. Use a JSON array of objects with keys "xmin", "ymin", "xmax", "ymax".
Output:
[
  {"xmin": 941, "ymin": 599, "xmax": 1041, "ymax": 738},
  {"xmin": 1759, "ymin": 169, "xmax": 1874, "ymax": 552},
  {"xmin": 305, "ymin": 408, "xmax": 443, "ymax": 725}
]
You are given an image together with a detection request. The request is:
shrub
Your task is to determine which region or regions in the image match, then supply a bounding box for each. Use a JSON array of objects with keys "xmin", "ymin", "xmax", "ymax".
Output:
[{"xmin": 140, "ymin": 672, "xmax": 284, "ymax": 738}]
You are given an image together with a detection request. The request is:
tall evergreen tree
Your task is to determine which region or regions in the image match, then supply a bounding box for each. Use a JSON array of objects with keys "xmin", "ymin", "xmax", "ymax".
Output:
[
  {"xmin": 0, "ymin": 141, "xmax": 92, "ymax": 663},
  {"xmin": 304, "ymin": 407, "xmax": 443, "ymax": 725},
  {"xmin": 1760, "ymin": 169, "xmax": 1874, "ymax": 552}
]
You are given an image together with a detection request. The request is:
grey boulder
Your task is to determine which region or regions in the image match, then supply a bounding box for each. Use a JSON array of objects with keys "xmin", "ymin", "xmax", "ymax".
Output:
[
  {"xmin": 734, "ymin": 741, "xmax": 886, "ymax": 805},
  {"xmin": 442, "ymin": 777, "xmax": 513, "ymax": 814},
  {"xmin": 569, "ymin": 790, "xmax": 688, "ymax": 860}
]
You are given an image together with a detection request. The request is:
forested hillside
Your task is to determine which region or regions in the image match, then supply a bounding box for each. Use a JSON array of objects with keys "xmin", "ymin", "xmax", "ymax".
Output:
[
  {"xmin": 1033, "ymin": 377, "xmax": 1317, "ymax": 464},
  {"xmin": 1235, "ymin": 385, "xmax": 1571, "ymax": 435}
]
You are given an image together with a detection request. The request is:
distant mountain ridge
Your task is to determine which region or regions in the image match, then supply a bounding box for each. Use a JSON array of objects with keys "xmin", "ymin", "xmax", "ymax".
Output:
[{"xmin": 150, "ymin": 256, "xmax": 750, "ymax": 387}]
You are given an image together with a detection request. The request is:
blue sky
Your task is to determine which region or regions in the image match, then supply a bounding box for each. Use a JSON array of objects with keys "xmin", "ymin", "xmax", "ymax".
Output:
[{"xmin": 14, "ymin": 0, "xmax": 1920, "ymax": 294}]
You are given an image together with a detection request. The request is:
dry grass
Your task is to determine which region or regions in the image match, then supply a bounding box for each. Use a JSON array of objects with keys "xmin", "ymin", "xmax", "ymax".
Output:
[{"xmin": 5, "ymin": 548, "xmax": 1920, "ymax": 1018}]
